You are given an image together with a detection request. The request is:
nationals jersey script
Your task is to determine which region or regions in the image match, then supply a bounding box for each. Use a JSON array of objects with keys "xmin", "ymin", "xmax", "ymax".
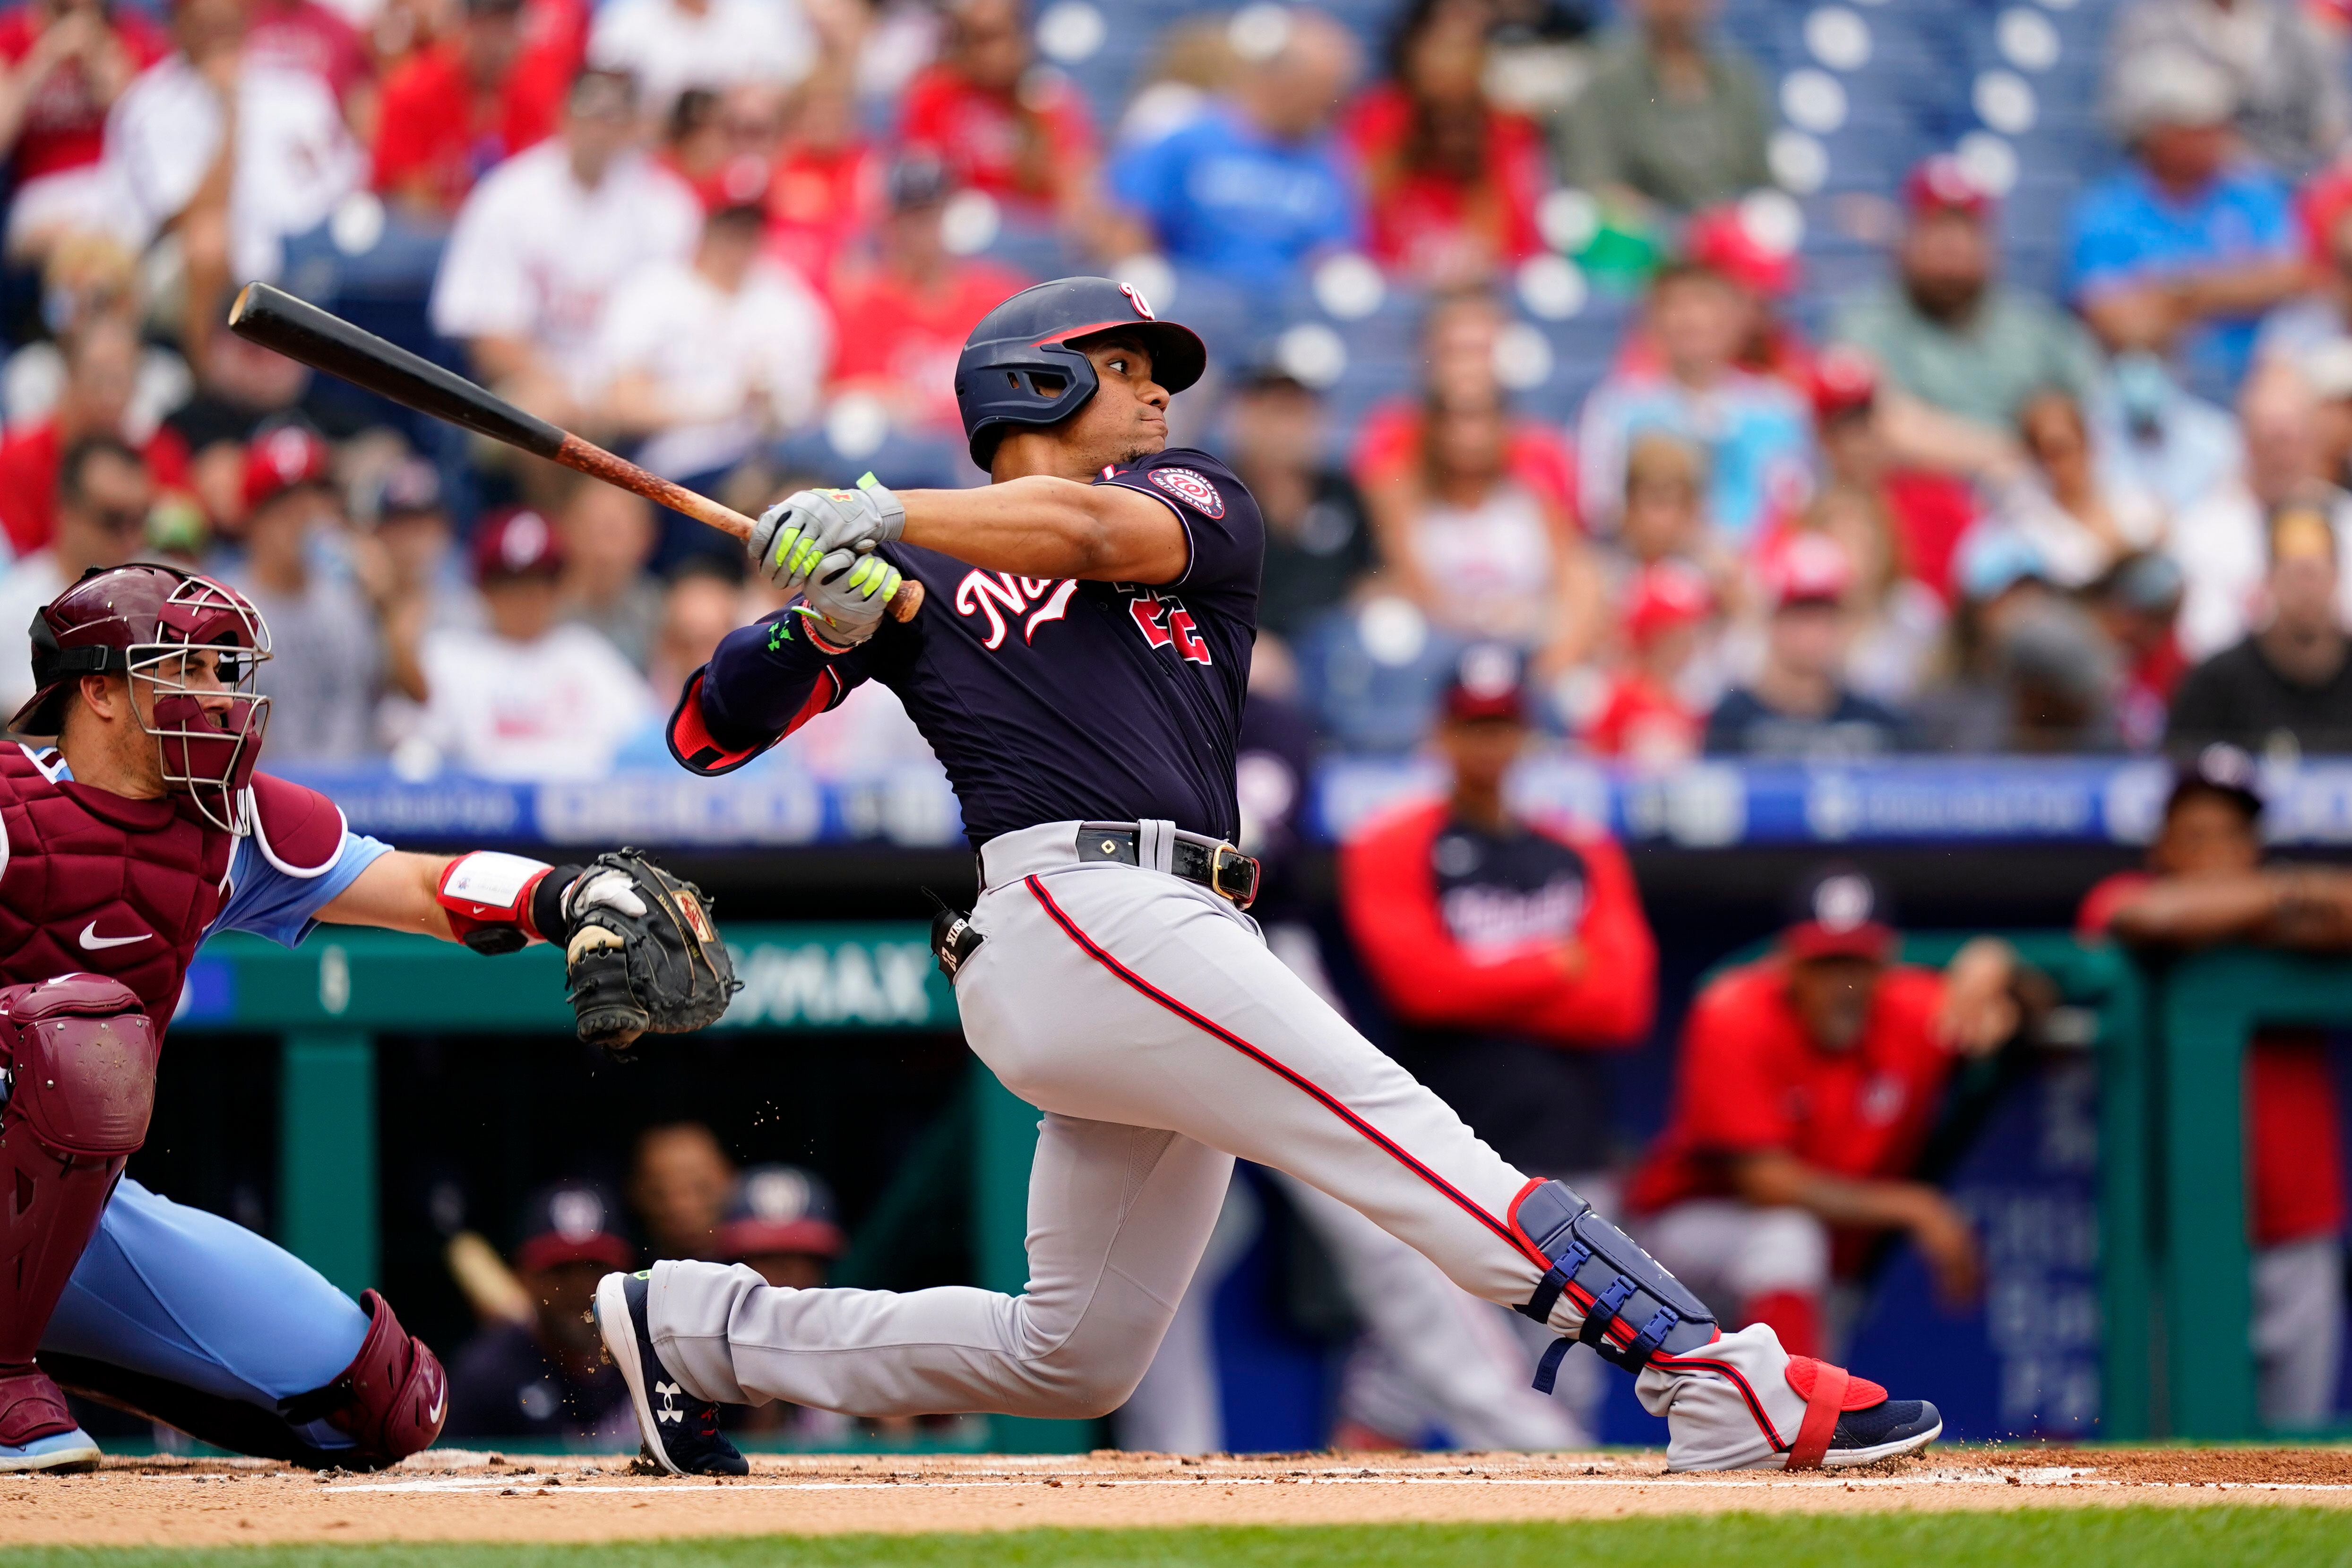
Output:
[{"xmin": 695, "ymin": 448, "xmax": 1264, "ymax": 846}]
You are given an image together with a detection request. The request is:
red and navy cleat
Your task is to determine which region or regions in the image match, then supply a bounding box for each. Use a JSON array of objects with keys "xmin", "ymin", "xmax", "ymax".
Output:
[{"xmin": 593, "ymin": 1271, "xmax": 747, "ymax": 1477}]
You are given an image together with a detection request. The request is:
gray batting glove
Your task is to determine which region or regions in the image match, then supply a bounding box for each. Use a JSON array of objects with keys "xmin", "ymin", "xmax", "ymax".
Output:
[
  {"xmin": 797, "ymin": 549, "xmax": 905, "ymax": 652},
  {"xmin": 749, "ymin": 472, "xmax": 905, "ymax": 594}
]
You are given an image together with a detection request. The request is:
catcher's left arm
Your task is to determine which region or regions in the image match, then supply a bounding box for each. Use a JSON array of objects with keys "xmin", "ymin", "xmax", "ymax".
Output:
[{"xmin": 322, "ymin": 848, "xmax": 740, "ymax": 1049}]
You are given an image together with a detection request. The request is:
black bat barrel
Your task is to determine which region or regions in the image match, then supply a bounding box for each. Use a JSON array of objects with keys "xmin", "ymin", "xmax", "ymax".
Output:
[{"xmin": 226, "ymin": 282, "xmax": 567, "ymax": 461}]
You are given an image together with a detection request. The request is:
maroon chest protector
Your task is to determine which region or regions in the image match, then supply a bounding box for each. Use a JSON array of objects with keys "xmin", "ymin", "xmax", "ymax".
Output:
[{"xmin": 0, "ymin": 746, "xmax": 233, "ymax": 1037}]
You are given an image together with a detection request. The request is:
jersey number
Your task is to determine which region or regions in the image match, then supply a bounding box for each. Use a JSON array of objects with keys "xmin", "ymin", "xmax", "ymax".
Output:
[{"xmin": 1130, "ymin": 593, "xmax": 1211, "ymax": 665}]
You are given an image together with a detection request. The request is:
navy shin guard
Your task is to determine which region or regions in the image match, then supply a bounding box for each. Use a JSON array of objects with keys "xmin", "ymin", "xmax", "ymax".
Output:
[{"xmin": 1509, "ymin": 1180, "xmax": 1718, "ymax": 1391}]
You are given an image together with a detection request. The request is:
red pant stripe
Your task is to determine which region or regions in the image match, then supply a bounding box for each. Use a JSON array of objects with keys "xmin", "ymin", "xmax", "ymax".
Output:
[{"xmin": 1025, "ymin": 875, "xmax": 1544, "ymax": 1268}]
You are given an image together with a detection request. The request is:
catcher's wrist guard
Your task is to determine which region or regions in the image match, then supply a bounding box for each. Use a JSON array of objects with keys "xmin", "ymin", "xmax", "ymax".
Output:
[{"xmin": 438, "ymin": 852, "xmax": 572, "ymax": 954}]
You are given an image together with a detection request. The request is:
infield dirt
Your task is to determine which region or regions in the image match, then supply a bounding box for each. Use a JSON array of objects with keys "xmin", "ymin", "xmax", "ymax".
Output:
[{"xmin": 6, "ymin": 1447, "xmax": 2351, "ymax": 1547}]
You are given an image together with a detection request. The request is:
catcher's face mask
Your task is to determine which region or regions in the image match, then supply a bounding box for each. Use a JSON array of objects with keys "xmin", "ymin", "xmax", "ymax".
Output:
[{"xmin": 128, "ymin": 577, "xmax": 272, "ymax": 834}]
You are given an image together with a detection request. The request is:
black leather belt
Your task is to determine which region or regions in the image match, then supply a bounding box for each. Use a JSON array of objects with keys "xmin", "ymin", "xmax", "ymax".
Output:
[{"xmin": 1074, "ymin": 825, "xmax": 1260, "ymax": 909}]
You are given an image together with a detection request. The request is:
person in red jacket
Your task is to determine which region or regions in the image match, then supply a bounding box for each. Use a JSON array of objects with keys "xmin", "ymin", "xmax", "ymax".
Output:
[
  {"xmin": 1627, "ymin": 868, "xmax": 2021, "ymax": 1359},
  {"xmin": 1342, "ymin": 644, "xmax": 1656, "ymax": 1187},
  {"xmin": 2077, "ymin": 746, "xmax": 2349, "ymax": 1429}
]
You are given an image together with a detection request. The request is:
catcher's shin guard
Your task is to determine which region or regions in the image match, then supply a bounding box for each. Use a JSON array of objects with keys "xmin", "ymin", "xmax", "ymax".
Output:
[
  {"xmin": 52, "ymin": 1289, "xmax": 447, "ymax": 1469},
  {"xmin": 0, "ymin": 977, "xmax": 156, "ymax": 1442},
  {"xmin": 1510, "ymin": 1179, "xmax": 1718, "ymax": 1391}
]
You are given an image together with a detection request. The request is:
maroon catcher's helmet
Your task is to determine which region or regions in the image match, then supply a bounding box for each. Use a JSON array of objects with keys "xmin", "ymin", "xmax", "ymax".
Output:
[{"xmin": 13, "ymin": 564, "xmax": 272, "ymax": 833}]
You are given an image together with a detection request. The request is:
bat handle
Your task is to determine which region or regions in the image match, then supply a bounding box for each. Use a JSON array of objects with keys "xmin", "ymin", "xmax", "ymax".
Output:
[{"xmin": 548, "ymin": 432, "xmax": 926, "ymax": 622}]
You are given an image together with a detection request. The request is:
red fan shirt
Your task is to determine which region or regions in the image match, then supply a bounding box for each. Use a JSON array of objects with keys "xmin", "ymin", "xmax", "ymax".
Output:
[
  {"xmin": 1584, "ymin": 670, "xmax": 1704, "ymax": 764},
  {"xmin": 371, "ymin": 41, "xmax": 564, "ymax": 212},
  {"xmin": 825, "ymin": 258, "xmax": 1033, "ymax": 431},
  {"xmin": 896, "ymin": 65, "xmax": 1094, "ymax": 209},
  {"xmin": 1341, "ymin": 84, "xmax": 1547, "ymax": 278},
  {"xmin": 1350, "ymin": 400, "xmax": 1577, "ymax": 518},
  {"xmin": 0, "ymin": 4, "xmax": 168, "ymax": 181},
  {"xmin": 0, "ymin": 418, "xmax": 190, "ymax": 557}
]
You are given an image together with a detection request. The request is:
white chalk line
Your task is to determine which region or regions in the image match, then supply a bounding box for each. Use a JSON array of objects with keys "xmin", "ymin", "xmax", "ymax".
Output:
[{"xmin": 319, "ymin": 1470, "xmax": 2237, "ymax": 1498}]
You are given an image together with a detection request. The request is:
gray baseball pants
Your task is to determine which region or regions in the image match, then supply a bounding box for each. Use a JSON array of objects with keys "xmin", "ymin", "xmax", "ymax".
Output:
[{"xmin": 644, "ymin": 821, "xmax": 1813, "ymax": 1469}]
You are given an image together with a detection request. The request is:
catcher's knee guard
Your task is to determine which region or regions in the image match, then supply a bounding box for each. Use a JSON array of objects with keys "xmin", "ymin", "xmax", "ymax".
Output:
[
  {"xmin": 0, "ymin": 976, "xmax": 156, "ymax": 1371},
  {"xmin": 1510, "ymin": 1180, "xmax": 1718, "ymax": 1391}
]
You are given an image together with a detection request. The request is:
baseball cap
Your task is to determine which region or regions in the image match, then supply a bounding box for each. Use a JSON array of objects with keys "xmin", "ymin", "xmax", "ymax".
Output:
[
  {"xmin": 2167, "ymin": 741, "xmax": 2264, "ymax": 822},
  {"xmin": 1783, "ymin": 864, "xmax": 1897, "ymax": 962},
  {"xmin": 1683, "ymin": 205, "xmax": 1798, "ymax": 299},
  {"xmin": 374, "ymin": 456, "xmax": 445, "ymax": 521},
  {"xmin": 1440, "ymin": 643, "xmax": 1527, "ymax": 724},
  {"xmin": 1625, "ymin": 559, "xmax": 1713, "ymax": 645},
  {"xmin": 1763, "ymin": 531, "xmax": 1853, "ymax": 609},
  {"xmin": 471, "ymin": 505, "xmax": 564, "ymax": 581},
  {"xmin": 2109, "ymin": 47, "xmax": 2238, "ymax": 140},
  {"xmin": 513, "ymin": 1181, "xmax": 634, "ymax": 1274},
  {"xmin": 887, "ymin": 155, "xmax": 952, "ymax": 212},
  {"xmin": 2098, "ymin": 550, "xmax": 2184, "ymax": 616},
  {"xmin": 714, "ymin": 1164, "xmax": 846, "ymax": 1261},
  {"xmin": 697, "ymin": 154, "xmax": 772, "ymax": 219},
  {"xmin": 1902, "ymin": 154, "xmax": 1993, "ymax": 221},
  {"xmin": 1809, "ymin": 345, "xmax": 1878, "ymax": 423},
  {"xmin": 242, "ymin": 422, "xmax": 333, "ymax": 512},
  {"xmin": 1956, "ymin": 526, "xmax": 2050, "ymax": 602}
]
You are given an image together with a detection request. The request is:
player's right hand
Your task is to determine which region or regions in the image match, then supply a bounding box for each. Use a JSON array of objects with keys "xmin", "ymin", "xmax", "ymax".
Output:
[
  {"xmin": 798, "ymin": 550, "xmax": 904, "ymax": 652},
  {"xmin": 750, "ymin": 473, "xmax": 906, "ymax": 594}
]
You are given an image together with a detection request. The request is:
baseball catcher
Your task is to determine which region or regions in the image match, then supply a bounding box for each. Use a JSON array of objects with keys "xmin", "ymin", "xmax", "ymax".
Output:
[{"xmin": 0, "ymin": 563, "xmax": 732, "ymax": 1473}]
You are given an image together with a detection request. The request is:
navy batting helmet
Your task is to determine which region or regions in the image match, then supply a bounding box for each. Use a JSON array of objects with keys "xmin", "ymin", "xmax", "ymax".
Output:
[{"xmin": 954, "ymin": 276, "xmax": 1208, "ymax": 470}]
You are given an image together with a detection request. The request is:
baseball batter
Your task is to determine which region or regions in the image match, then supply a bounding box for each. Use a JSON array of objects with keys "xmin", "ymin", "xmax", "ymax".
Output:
[
  {"xmin": 0, "ymin": 564, "xmax": 732, "ymax": 1472},
  {"xmin": 607, "ymin": 276, "xmax": 1943, "ymax": 1474}
]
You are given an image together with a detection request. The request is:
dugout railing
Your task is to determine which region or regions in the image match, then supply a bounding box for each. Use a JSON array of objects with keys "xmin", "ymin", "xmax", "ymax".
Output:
[{"xmin": 2152, "ymin": 947, "xmax": 2352, "ymax": 1439}]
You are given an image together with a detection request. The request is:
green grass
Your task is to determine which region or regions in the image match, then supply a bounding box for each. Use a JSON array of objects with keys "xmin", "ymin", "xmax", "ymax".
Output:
[{"xmin": 12, "ymin": 1509, "xmax": 2352, "ymax": 1568}]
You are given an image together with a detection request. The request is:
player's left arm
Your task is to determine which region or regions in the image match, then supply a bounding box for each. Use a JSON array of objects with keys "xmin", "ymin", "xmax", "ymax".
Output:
[
  {"xmin": 317, "ymin": 849, "xmax": 462, "ymax": 939},
  {"xmin": 755, "ymin": 470, "xmax": 1192, "ymax": 587},
  {"xmin": 896, "ymin": 478, "xmax": 1189, "ymax": 584}
]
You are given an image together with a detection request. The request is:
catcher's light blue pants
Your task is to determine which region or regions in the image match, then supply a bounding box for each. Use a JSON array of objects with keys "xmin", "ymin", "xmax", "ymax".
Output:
[{"xmin": 40, "ymin": 1179, "xmax": 370, "ymax": 1447}]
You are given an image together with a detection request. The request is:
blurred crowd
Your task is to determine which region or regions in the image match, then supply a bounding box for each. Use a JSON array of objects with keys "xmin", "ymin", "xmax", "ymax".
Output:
[{"xmin": 13, "ymin": 0, "xmax": 2352, "ymax": 769}]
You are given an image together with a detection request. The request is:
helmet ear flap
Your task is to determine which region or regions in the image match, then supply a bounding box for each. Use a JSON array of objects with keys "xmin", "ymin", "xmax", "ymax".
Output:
[{"xmin": 962, "ymin": 339, "xmax": 1103, "ymax": 469}]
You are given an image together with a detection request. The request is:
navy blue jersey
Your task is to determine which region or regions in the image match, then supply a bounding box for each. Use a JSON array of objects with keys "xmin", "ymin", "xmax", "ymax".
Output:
[{"xmin": 686, "ymin": 448, "xmax": 1263, "ymax": 846}]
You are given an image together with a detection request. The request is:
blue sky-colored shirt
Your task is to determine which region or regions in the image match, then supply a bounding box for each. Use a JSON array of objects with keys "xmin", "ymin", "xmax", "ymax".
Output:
[
  {"xmin": 49, "ymin": 758, "xmax": 391, "ymax": 947},
  {"xmin": 2067, "ymin": 163, "xmax": 2298, "ymax": 397},
  {"xmin": 1107, "ymin": 108, "xmax": 1363, "ymax": 292}
]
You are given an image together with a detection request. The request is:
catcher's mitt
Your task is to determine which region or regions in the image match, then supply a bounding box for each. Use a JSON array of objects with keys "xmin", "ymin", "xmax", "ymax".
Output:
[{"xmin": 557, "ymin": 850, "xmax": 740, "ymax": 1050}]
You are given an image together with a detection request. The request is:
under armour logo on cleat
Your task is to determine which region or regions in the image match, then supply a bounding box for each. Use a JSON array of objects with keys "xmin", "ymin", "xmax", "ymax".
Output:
[{"xmin": 655, "ymin": 1381, "xmax": 684, "ymax": 1423}]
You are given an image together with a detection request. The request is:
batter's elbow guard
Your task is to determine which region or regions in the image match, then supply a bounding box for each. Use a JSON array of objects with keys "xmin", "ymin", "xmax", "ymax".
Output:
[
  {"xmin": 310, "ymin": 1289, "xmax": 447, "ymax": 1467},
  {"xmin": 1509, "ymin": 1179, "xmax": 1718, "ymax": 1392}
]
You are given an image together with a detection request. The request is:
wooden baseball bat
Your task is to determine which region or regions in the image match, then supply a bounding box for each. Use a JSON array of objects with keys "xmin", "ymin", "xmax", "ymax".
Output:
[{"xmin": 224, "ymin": 282, "xmax": 923, "ymax": 621}]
